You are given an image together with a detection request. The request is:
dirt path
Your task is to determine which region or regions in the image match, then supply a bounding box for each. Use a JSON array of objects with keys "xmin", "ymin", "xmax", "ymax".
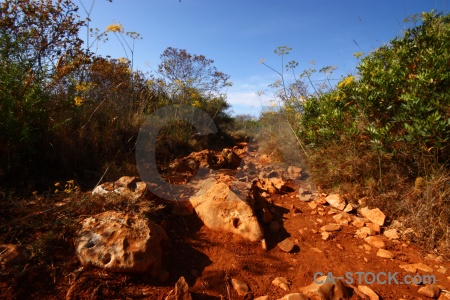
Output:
[{"xmin": 1, "ymin": 141, "xmax": 449, "ymax": 299}]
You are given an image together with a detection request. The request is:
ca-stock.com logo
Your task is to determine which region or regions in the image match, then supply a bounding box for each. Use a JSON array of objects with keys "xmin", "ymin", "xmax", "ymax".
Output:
[{"xmin": 135, "ymin": 104, "xmax": 308, "ymax": 201}]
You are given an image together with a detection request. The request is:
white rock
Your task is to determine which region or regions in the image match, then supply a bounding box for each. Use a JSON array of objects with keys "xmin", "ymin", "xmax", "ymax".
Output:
[
  {"xmin": 364, "ymin": 236, "xmax": 385, "ymax": 249},
  {"xmin": 189, "ymin": 179, "xmax": 264, "ymax": 242},
  {"xmin": 75, "ymin": 211, "xmax": 169, "ymax": 279},
  {"xmin": 383, "ymin": 228, "xmax": 400, "ymax": 240},
  {"xmin": 272, "ymin": 277, "xmax": 291, "ymax": 291},
  {"xmin": 231, "ymin": 278, "xmax": 250, "ymax": 296},
  {"xmin": 376, "ymin": 249, "xmax": 395, "ymax": 259},
  {"xmin": 360, "ymin": 207, "xmax": 386, "ymax": 226},
  {"xmin": 325, "ymin": 194, "xmax": 346, "ymax": 210}
]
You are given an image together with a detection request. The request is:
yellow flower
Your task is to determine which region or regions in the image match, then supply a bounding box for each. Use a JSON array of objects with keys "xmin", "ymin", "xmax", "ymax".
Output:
[
  {"xmin": 74, "ymin": 96, "xmax": 83, "ymax": 106},
  {"xmin": 117, "ymin": 57, "xmax": 130, "ymax": 64},
  {"xmin": 106, "ymin": 23, "xmax": 124, "ymax": 33},
  {"xmin": 75, "ymin": 82, "xmax": 92, "ymax": 92},
  {"xmin": 337, "ymin": 76, "xmax": 355, "ymax": 89},
  {"xmin": 192, "ymin": 100, "xmax": 202, "ymax": 107}
]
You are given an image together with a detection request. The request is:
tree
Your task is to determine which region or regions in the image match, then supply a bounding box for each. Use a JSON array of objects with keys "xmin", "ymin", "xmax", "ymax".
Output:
[
  {"xmin": 0, "ymin": 0, "xmax": 85, "ymax": 77},
  {"xmin": 157, "ymin": 47, "xmax": 232, "ymax": 104}
]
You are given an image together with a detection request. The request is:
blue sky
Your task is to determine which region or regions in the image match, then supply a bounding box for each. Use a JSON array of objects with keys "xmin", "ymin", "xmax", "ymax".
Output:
[{"xmin": 78, "ymin": 0, "xmax": 449, "ymax": 116}]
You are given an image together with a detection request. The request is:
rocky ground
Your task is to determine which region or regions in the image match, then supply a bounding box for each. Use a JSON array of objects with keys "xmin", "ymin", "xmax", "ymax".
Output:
[{"xmin": 1, "ymin": 140, "xmax": 450, "ymax": 299}]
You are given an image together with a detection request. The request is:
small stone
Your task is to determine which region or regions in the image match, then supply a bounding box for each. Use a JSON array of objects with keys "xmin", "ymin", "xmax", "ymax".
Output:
[
  {"xmin": 272, "ymin": 277, "xmax": 291, "ymax": 291},
  {"xmin": 360, "ymin": 207, "xmax": 386, "ymax": 226},
  {"xmin": 425, "ymin": 254, "xmax": 445, "ymax": 263},
  {"xmin": 311, "ymin": 229, "xmax": 318, "ymax": 234},
  {"xmin": 308, "ymin": 202, "xmax": 318, "ymax": 209},
  {"xmin": 320, "ymin": 224, "xmax": 342, "ymax": 232},
  {"xmin": 336, "ymin": 244, "xmax": 344, "ymax": 250},
  {"xmin": 363, "ymin": 244, "xmax": 372, "ymax": 251},
  {"xmin": 364, "ymin": 257, "xmax": 369, "ymax": 263},
  {"xmin": 358, "ymin": 285, "xmax": 379, "ymax": 300},
  {"xmin": 254, "ymin": 296, "xmax": 270, "ymax": 300},
  {"xmin": 231, "ymin": 278, "xmax": 250, "ymax": 296},
  {"xmin": 261, "ymin": 239, "xmax": 267, "ymax": 250},
  {"xmin": 376, "ymin": 249, "xmax": 395, "ymax": 259},
  {"xmin": 417, "ymin": 284, "xmax": 441, "ymax": 298},
  {"xmin": 278, "ymin": 238, "xmax": 295, "ymax": 253},
  {"xmin": 364, "ymin": 236, "xmax": 385, "ymax": 249},
  {"xmin": 352, "ymin": 216, "xmax": 366, "ymax": 228},
  {"xmin": 333, "ymin": 213, "xmax": 352, "ymax": 225},
  {"xmin": 344, "ymin": 203, "xmax": 355, "ymax": 213},
  {"xmin": 355, "ymin": 227, "xmax": 377, "ymax": 238},
  {"xmin": 365, "ymin": 223, "xmax": 381, "ymax": 233},
  {"xmin": 316, "ymin": 197, "xmax": 327, "ymax": 205},
  {"xmin": 316, "ymin": 219, "xmax": 324, "ymax": 224},
  {"xmin": 321, "ymin": 232, "xmax": 331, "ymax": 240},
  {"xmin": 383, "ymin": 229, "xmax": 400, "ymax": 240},
  {"xmin": 399, "ymin": 264, "xmax": 418, "ymax": 273},
  {"xmin": 299, "ymin": 194, "xmax": 312, "ymax": 202},
  {"xmin": 325, "ymin": 194, "xmax": 346, "ymax": 210},
  {"xmin": 412, "ymin": 263, "xmax": 434, "ymax": 273},
  {"xmin": 311, "ymin": 248, "xmax": 322, "ymax": 253},
  {"xmin": 437, "ymin": 266, "xmax": 448, "ymax": 274}
]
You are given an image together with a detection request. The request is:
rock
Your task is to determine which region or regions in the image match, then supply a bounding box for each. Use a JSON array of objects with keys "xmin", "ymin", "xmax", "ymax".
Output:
[
  {"xmin": 165, "ymin": 276, "xmax": 192, "ymax": 300},
  {"xmin": 362, "ymin": 244, "xmax": 372, "ymax": 251},
  {"xmin": 321, "ymin": 232, "xmax": 331, "ymax": 240},
  {"xmin": 358, "ymin": 285, "xmax": 379, "ymax": 300},
  {"xmin": 288, "ymin": 166, "xmax": 303, "ymax": 179},
  {"xmin": 365, "ymin": 223, "xmax": 380, "ymax": 233},
  {"xmin": 92, "ymin": 176, "xmax": 146, "ymax": 200},
  {"xmin": 364, "ymin": 236, "xmax": 385, "ymax": 249},
  {"xmin": 272, "ymin": 277, "xmax": 291, "ymax": 291},
  {"xmin": 231, "ymin": 278, "xmax": 250, "ymax": 296},
  {"xmin": 325, "ymin": 194, "xmax": 346, "ymax": 210},
  {"xmin": 278, "ymin": 238, "xmax": 295, "ymax": 253},
  {"xmin": 399, "ymin": 264, "xmax": 418, "ymax": 273},
  {"xmin": 343, "ymin": 203, "xmax": 355, "ymax": 213},
  {"xmin": 333, "ymin": 213, "xmax": 352, "ymax": 225},
  {"xmin": 277, "ymin": 293, "xmax": 308, "ymax": 300},
  {"xmin": 425, "ymin": 254, "xmax": 444, "ymax": 263},
  {"xmin": 360, "ymin": 207, "xmax": 386, "ymax": 226},
  {"xmin": 254, "ymin": 178, "xmax": 289, "ymax": 195},
  {"xmin": 413, "ymin": 263, "xmax": 434, "ymax": 273},
  {"xmin": 383, "ymin": 228, "xmax": 400, "ymax": 240},
  {"xmin": 255, "ymin": 296, "xmax": 270, "ymax": 300},
  {"xmin": 376, "ymin": 249, "xmax": 395, "ymax": 259},
  {"xmin": 355, "ymin": 227, "xmax": 377, "ymax": 238},
  {"xmin": 308, "ymin": 202, "xmax": 318, "ymax": 209},
  {"xmin": 417, "ymin": 284, "xmax": 441, "ymax": 298},
  {"xmin": 300, "ymin": 276, "xmax": 351, "ymax": 300},
  {"xmin": 75, "ymin": 211, "xmax": 169, "ymax": 279},
  {"xmin": 299, "ymin": 194, "xmax": 312, "ymax": 202},
  {"xmin": 316, "ymin": 197, "xmax": 328, "ymax": 205},
  {"xmin": 437, "ymin": 266, "xmax": 448, "ymax": 274},
  {"xmin": 171, "ymin": 201, "xmax": 194, "ymax": 216},
  {"xmin": 320, "ymin": 224, "xmax": 342, "ymax": 232},
  {"xmin": 0, "ymin": 244, "xmax": 29, "ymax": 266},
  {"xmin": 351, "ymin": 217, "xmax": 366, "ymax": 228},
  {"xmin": 189, "ymin": 179, "xmax": 264, "ymax": 242}
]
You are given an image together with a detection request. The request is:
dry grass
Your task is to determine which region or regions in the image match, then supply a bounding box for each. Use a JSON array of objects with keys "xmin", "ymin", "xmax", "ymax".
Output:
[{"xmin": 304, "ymin": 141, "xmax": 450, "ymax": 256}]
